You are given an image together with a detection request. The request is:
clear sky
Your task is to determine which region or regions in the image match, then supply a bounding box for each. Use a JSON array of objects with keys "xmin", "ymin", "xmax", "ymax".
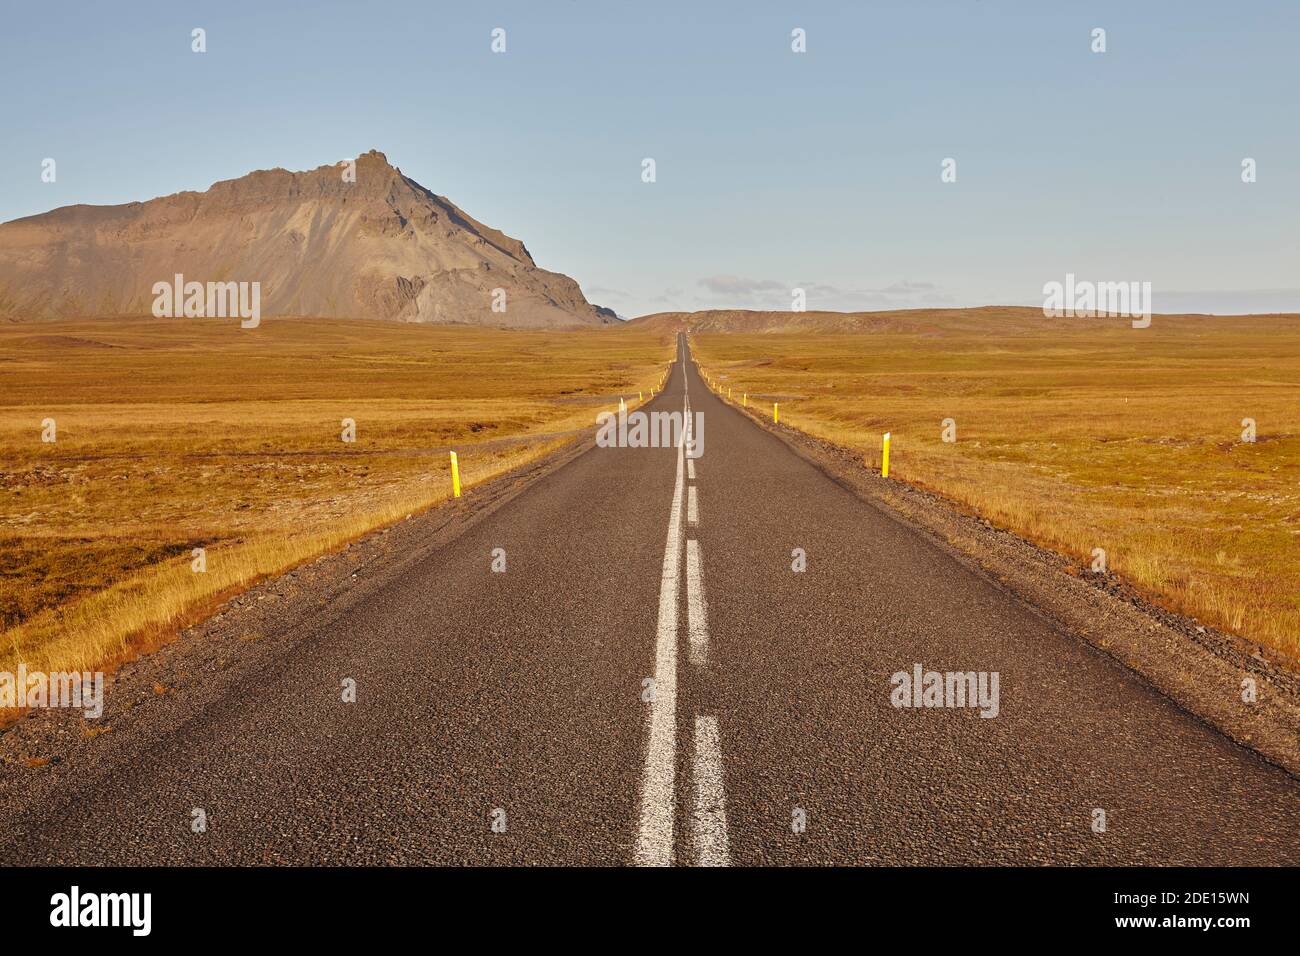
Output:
[{"xmin": 3, "ymin": 0, "xmax": 1297, "ymax": 316}]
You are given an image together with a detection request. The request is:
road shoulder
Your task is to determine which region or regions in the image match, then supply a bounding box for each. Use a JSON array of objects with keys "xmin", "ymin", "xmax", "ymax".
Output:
[
  {"xmin": 721, "ymin": 397, "xmax": 1300, "ymax": 778},
  {"xmin": 0, "ymin": 428, "xmax": 602, "ymax": 807}
]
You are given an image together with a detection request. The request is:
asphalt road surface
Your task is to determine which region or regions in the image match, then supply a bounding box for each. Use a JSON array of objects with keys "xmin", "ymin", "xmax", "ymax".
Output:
[{"xmin": 1, "ymin": 334, "xmax": 1296, "ymax": 865}]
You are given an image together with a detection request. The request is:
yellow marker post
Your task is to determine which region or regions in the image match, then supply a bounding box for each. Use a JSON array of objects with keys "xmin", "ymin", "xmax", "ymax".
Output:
[
  {"xmin": 881, "ymin": 432, "xmax": 891, "ymax": 478},
  {"xmin": 727, "ymin": 387, "xmax": 731, "ymax": 399},
  {"xmin": 773, "ymin": 403, "xmax": 779, "ymax": 424},
  {"xmin": 450, "ymin": 451, "xmax": 462, "ymax": 497},
  {"xmin": 639, "ymin": 391, "xmax": 643, "ymax": 402},
  {"xmin": 743, "ymin": 393, "xmax": 747, "ymax": 407}
]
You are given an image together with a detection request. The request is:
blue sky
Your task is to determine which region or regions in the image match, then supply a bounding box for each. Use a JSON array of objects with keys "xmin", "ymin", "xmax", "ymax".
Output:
[{"xmin": 2, "ymin": 0, "xmax": 1297, "ymax": 316}]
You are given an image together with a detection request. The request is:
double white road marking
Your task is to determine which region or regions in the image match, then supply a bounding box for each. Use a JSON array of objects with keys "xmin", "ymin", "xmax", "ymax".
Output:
[
  {"xmin": 633, "ymin": 390, "xmax": 686, "ymax": 866},
  {"xmin": 692, "ymin": 716, "xmax": 729, "ymax": 866},
  {"xmin": 685, "ymin": 539, "xmax": 709, "ymax": 667},
  {"xmin": 634, "ymin": 359, "xmax": 730, "ymax": 866}
]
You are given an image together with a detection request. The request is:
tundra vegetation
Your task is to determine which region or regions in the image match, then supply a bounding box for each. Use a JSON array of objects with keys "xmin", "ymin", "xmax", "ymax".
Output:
[
  {"xmin": 691, "ymin": 309, "xmax": 1300, "ymax": 660},
  {"xmin": 0, "ymin": 317, "xmax": 671, "ymax": 708}
]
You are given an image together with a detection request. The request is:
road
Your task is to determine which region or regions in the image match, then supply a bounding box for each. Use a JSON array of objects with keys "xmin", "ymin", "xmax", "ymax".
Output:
[{"xmin": 0, "ymin": 333, "xmax": 1296, "ymax": 865}]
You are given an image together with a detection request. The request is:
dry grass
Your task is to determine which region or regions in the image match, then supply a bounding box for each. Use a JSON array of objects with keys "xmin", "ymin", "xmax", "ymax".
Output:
[
  {"xmin": 692, "ymin": 310, "xmax": 1300, "ymax": 660},
  {"xmin": 1, "ymin": 317, "xmax": 672, "ymax": 686}
]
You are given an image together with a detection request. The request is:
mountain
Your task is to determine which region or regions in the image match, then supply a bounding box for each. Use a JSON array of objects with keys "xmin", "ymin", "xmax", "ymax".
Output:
[{"xmin": 0, "ymin": 150, "xmax": 615, "ymax": 328}]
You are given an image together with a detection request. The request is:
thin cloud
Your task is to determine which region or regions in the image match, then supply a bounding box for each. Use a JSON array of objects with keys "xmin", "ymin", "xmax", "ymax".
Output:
[
  {"xmin": 695, "ymin": 275, "xmax": 954, "ymax": 311},
  {"xmin": 585, "ymin": 285, "xmax": 630, "ymax": 300},
  {"xmin": 698, "ymin": 275, "xmax": 786, "ymax": 296}
]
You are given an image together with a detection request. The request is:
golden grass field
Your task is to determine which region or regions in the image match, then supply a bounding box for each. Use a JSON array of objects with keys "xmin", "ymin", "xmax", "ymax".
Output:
[
  {"xmin": 5, "ymin": 306, "xmax": 1297, "ymax": 708},
  {"xmin": 691, "ymin": 309, "xmax": 1300, "ymax": 660},
  {"xmin": 0, "ymin": 318, "xmax": 672, "ymax": 689}
]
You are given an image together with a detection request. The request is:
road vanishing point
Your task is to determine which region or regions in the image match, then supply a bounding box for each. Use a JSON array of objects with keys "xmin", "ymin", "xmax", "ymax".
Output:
[{"xmin": 0, "ymin": 335, "xmax": 1296, "ymax": 866}]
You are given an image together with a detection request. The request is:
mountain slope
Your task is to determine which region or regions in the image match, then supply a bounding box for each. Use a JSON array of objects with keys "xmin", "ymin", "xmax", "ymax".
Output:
[{"xmin": 0, "ymin": 151, "xmax": 615, "ymax": 328}]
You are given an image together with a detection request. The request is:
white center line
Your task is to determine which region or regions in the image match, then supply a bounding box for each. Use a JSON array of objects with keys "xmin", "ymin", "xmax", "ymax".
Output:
[
  {"xmin": 687, "ymin": 458, "xmax": 696, "ymax": 480},
  {"xmin": 685, "ymin": 538, "xmax": 709, "ymax": 666},
  {"xmin": 633, "ymin": 390, "xmax": 688, "ymax": 866},
  {"xmin": 687, "ymin": 485, "xmax": 699, "ymax": 525},
  {"xmin": 691, "ymin": 716, "xmax": 731, "ymax": 866}
]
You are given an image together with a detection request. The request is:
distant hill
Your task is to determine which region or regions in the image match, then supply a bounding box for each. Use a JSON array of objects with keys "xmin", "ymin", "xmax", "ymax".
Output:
[
  {"xmin": 627, "ymin": 306, "xmax": 1282, "ymax": 334},
  {"xmin": 628, "ymin": 307, "xmax": 1052, "ymax": 335},
  {"xmin": 0, "ymin": 150, "xmax": 615, "ymax": 328}
]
